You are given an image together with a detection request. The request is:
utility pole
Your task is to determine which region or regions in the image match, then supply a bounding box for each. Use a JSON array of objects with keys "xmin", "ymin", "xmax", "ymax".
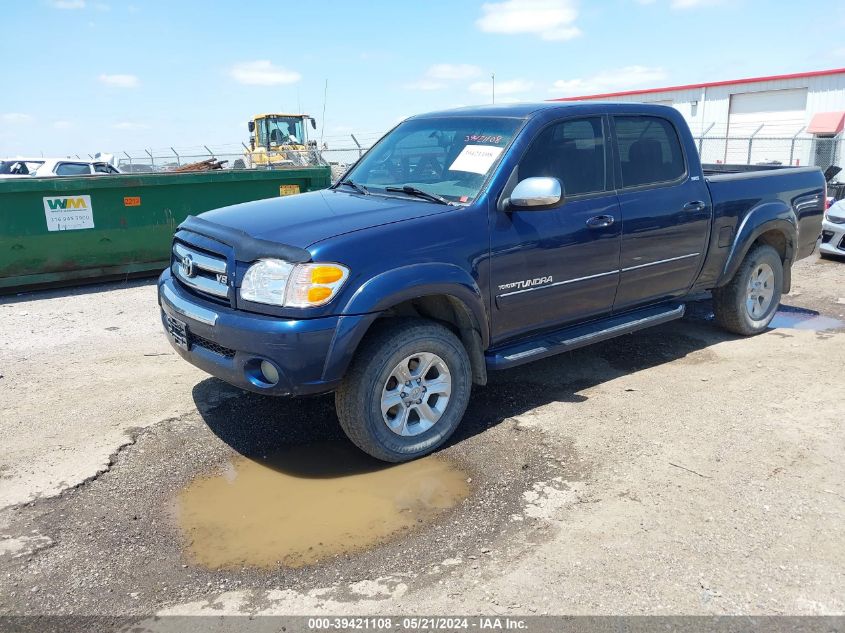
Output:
[{"xmin": 491, "ymin": 73, "xmax": 495, "ymax": 104}]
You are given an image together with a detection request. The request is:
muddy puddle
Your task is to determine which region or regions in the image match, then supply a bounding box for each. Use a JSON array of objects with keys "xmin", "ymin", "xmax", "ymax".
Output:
[
  {"xmin": 769, "ymin": 308, "xmax": 844, "ymax": 331},
  {"xmin": 176, "ymin": 442, "xmax": 470, "ymax": 569}
]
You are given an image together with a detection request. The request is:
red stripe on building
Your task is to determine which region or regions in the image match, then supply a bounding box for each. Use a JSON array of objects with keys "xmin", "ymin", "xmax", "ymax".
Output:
[{"xmin": 550, "ymin": 68, "xmax": 845, "ymax": 102}]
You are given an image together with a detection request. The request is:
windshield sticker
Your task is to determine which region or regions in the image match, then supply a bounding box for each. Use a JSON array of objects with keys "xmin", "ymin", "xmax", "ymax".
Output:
[
  {"xmin": 449, "ymin": 145, "xmax": 504, "ymax": 175},
  {"xmin": 464, "ymin": 134, "xmax": 503, "ymax": 144}
]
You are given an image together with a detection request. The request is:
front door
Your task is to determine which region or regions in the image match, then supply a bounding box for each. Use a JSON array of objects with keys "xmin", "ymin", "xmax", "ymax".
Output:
[
  {"xmin": 611, "ymin": 114, "xmax": 712, "ymax": 310},
  {"xmin": 489, "ymin": 116, "xmax": 622, "ymax": 344}
]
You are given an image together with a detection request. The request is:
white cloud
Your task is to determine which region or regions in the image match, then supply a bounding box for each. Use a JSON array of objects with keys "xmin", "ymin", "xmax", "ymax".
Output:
[
  {"xmin": 112, "ymin": 122, "xmax": 150, "ymax": 130},
  {"xmin": 405, "ymin": 63, "xmax": 484, "ymax": 91},
  {"xmin": 51, "ymin": 0, "xmax": 85, "ymax": 8},
  {"xmin": 469, "ymin": 78, "xmax": 534, "ymax": 95},
  {"xmin": 52, "ymin": 120, "xmax": 73, "ymax": 129},
  {"xmin": 228, "ymin": 60, "xmax": 301, "ymax": 86},
  {"xmin": 550, "ymin": 65, "xmax": 667, "ymax": 96},
  {"xmin": 1, "ymin": 113, "xmax": 34, "ymax": 124},
  {"xmin": 426, "ymin": 64, "xmax": 483, "ymax": 81},
  {"xmin": 99, "ymin": 73, "xmax": 139, "ymax": 88},
  {"xmin": 476, "ymin": 0, "xmax": 581, "ymax": 41}
]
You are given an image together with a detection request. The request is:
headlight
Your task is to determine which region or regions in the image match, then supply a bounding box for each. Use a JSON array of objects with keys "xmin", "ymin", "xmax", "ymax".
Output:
[{"xmin": 240, "ymin": 259, "xmax": 349, "ymax": 307}]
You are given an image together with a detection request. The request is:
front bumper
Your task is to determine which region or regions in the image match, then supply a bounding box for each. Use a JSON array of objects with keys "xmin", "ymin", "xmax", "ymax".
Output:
[
  {"xmin": 820, "ymin": 217, "xmax": 845, "ymax": 256},
  {"xmin": 158, "ymin": 269, "xmax": 366, "ymax": 396}
]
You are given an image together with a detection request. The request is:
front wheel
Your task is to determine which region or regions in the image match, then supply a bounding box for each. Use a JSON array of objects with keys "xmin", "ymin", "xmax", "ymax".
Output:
[
  {"xmin": 712, "ymin": 244, "xmax": 783, "ymax": 336},
  {"xmin": 335, "ymin": 319, "xmax": 472, "ymax": 462}
]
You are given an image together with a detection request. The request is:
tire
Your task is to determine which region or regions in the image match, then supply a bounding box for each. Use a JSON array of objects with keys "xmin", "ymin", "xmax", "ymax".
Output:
[
  {"xmin": 712, "ymin": 244, "xmax": 783, "ymax": 336},
  {"xmin": 335, "ymin": 318, "xmax": 472, "ymax": 462}
]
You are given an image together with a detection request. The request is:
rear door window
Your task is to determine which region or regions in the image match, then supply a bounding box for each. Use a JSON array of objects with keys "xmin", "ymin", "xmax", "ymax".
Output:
[
  {"xmin": 614, "ymin": 116, "xmax": 685, "ymax": 187},
  {"xmin": 55, "ymin": 162, "xmax": 93, "ymax": 176}
]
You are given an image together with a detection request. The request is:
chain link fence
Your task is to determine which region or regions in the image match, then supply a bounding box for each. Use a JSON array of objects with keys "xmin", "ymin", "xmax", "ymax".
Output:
[
  {"xmin": 110, "ymin": 134, "xmax": 844, "ymax": 186},
  {"xmin": 696, "ymin": 135, "xmax": 842, "ymax": 175},
  {"xmin": 114, "ymin": 144, "xmax": 369, "ymax": 177}
]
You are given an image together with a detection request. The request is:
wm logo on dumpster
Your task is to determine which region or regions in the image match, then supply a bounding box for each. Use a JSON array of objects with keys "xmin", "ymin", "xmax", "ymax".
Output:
[
  {"xmin": 42, "ymin": 195, "xmax": 95, "ymax": 232},
  {"xmin": 46, "ymin": 197, "xmax": 88, "ymax": 210}
]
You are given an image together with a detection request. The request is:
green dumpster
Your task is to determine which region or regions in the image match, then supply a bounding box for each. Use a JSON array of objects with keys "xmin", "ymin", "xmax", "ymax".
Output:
[{"xmin": 0, "ymin": 167, "xmax": 331, "ymax": 291}]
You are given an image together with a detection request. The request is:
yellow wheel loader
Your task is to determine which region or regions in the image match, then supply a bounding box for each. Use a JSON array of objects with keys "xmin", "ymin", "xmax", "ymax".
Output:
[{"xmin": 244, "ymin": 114, "xmax": 325, "ymax": 168}]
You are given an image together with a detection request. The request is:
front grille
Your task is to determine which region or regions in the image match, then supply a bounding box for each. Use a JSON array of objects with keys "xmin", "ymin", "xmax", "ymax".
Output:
[
  {"xmin": 171, "ymin": 242, "xmax": 230, "ymax": 302},
  {"xmin": 839, "ymin": 235, "xmax": 845, "ymax": 251},
  {"xmin": 190, "ymin": 333, "xmax": 236, "ymax": 358}
]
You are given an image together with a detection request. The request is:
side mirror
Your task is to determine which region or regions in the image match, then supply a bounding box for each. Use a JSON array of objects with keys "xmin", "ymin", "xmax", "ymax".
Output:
[
  {"xmin": 507, "ymin": 177, "xmax": 563, "ymax": 209},
  {"xmin": 310, "ymin": 117, "xmax": 317, "ymax": 130},
  {"xmin": 248, "ymin": 121, "xmax": 255, "ymax": 133}
]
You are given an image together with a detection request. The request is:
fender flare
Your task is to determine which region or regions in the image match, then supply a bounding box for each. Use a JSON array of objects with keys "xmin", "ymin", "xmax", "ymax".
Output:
[
  {"xmin": 321, "ymin": 263, "xmax": 489, "ymax": 383},
  {"xmin": 717, "ymin": 202, "xmax": 797, "ymax": 288}
]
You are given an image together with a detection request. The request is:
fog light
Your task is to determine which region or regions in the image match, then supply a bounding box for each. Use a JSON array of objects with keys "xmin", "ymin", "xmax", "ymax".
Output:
[{"xmin": 259, "ymin": 360, "xmax": 279, "ymax": 385}]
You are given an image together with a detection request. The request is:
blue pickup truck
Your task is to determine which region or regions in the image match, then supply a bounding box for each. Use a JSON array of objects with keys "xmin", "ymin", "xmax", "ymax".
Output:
[{"xmin": 159, "ymin": 103, "xmax": 824, "ymax": 461}]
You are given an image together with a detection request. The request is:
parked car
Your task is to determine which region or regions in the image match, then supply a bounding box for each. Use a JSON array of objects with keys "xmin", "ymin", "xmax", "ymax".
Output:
[
  {"xmin": 158, "ymin": 102, "xmax": 825, "ymax": 462},
  {"xmin": 821, "ymin": 198, "xmax": 845, "ymax": 259},
  {"xmin": 0, "ymin": 157, "xmax": 121, "ymax": 178},
  {"xmin": 0, "ymin": 158, "xmax": 46, "ymax": 177}
]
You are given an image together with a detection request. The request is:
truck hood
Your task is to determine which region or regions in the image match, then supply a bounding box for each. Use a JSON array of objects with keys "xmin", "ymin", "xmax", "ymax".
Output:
[{"xmin": 198, "ymin": 189, "xmax": 449, "ymax": 249}]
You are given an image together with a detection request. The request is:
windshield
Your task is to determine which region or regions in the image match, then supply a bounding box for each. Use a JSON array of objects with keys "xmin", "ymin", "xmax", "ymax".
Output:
[
  {"xmin": 258, "ymin": 116, "xmax": 305, "ymax": 147},
  {"xmin": 0, "ymin": 160, "xmax": 44, "ymax": 175},
  {"xmin": 344, "ymin": 116, "xmax": 523, "ymax": 203}
]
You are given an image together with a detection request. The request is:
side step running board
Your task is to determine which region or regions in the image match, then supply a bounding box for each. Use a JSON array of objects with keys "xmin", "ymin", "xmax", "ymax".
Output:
[{"xmin": 485, "ymin": 303, "xmax": 685, "ymax": 370}]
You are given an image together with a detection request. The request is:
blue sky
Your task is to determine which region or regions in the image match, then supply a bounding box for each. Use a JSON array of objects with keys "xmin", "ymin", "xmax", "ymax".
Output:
[{"xmin": 1, "ymin": 0, "xmax": 843, "ymax": 157}]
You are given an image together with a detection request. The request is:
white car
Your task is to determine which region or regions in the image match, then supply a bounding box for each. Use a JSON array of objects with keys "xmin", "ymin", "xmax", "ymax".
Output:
[
  {"xmin": 821, "ymin": 198, "xmax": 845, "ymax": 258},
  {"xmin": 0, "ymin": 157, "xmax": 121, "ymax": 178}
]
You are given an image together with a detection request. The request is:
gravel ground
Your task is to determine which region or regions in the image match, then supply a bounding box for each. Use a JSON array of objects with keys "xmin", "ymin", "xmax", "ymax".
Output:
[{"xmin": 0, "ymin": 255, "xmax": 843, "ymax": 623}]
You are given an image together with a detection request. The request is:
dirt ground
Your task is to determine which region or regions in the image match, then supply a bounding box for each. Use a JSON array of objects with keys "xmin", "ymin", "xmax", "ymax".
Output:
[{"xmin": 0, "ymin": 255, "xmax": 843, "ymax": 623}]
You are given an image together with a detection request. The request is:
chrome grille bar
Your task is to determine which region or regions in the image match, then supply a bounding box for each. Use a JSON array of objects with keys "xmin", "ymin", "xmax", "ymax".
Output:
[{"xmin": 173, "ymin": 243, "xmax": 226, "ymax": 274}]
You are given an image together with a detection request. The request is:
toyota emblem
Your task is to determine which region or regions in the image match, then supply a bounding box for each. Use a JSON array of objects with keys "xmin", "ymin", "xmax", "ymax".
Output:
[{"xmin": 179, "ymin": 254, "xmax": 196, "ymax": 278}]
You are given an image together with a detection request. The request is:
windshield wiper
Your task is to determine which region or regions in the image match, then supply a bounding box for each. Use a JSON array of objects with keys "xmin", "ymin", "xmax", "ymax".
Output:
[
  {"xmin": 385, "ymin": 185, "xmax": 454, "ymax": 206},
  {"xmin": 335, "ymin": 179, "xmax": 369, "ymax": 195}
]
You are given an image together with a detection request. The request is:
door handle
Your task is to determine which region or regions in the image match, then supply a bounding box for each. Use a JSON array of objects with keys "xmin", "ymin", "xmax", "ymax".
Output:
[
  {"xmin": 683, "ymin": 200, "xmax": 706, "ymax": 212},
  {"xmin": 586, "ymin": 215, "xmax": 615, "ymax": 229}
]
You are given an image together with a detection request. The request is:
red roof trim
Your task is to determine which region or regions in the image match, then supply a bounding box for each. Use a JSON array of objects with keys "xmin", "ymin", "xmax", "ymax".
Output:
[{"xmin": 551, "ymin": 68, "xmax": 845, "ymax": 102}]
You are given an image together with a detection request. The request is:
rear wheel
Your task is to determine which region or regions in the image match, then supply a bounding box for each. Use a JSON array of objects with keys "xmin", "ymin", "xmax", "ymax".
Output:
[
  {"xmin": 335, "ymin": 319, "xmax": 472, "ymax": 462},
  {"xmin": 712, "ymin": 244, "xmax": 783, "ymax": 336}
]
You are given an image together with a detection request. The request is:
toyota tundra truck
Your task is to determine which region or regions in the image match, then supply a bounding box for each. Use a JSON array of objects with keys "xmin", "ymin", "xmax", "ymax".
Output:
[{"xmin": 158, "ymin": 103, "xmax": 825, "ymax": 462}]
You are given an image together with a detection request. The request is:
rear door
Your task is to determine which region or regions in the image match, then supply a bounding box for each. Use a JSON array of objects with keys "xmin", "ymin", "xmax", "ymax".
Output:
[
  {"xmin": 611, "ymin": 114, "xmax": 711, "ymax": 311},
  {"xmin": 489, "ymin": 115, "xmax": 621, "ymax": 343}
]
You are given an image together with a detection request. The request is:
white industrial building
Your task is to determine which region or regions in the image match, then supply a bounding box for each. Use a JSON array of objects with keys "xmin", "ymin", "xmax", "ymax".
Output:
[{"xmin": 553, "ymin": 68, "xmax": 845, "ymax": 169}]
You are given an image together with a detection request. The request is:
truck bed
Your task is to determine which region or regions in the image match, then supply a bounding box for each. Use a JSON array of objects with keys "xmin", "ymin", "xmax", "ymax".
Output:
[
  {"xmin": 702, "ymin": 163, "xmax": 793, "ymax": 176},
  {"xmin": 692, "ymin": 166, "xmax": 826, "ymax": 291}
]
